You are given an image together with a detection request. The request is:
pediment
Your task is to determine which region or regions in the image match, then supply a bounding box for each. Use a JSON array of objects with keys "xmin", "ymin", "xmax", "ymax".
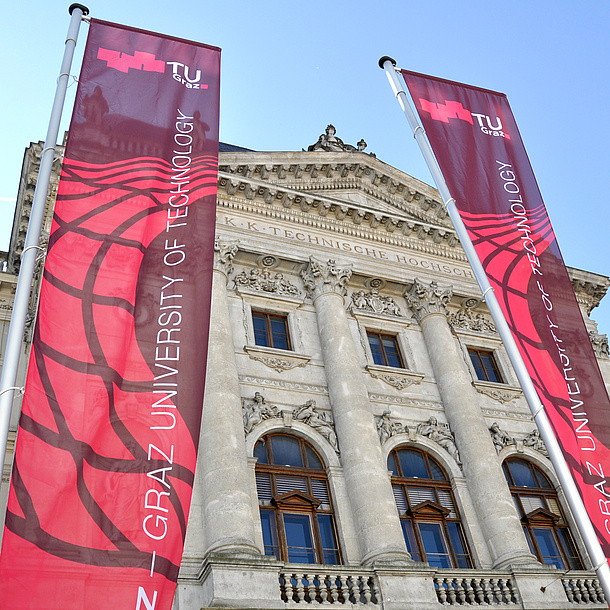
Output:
[
  {"xmin": 272, "ymin": 490, "xmax": 321, "ymax": 509},
  {"xmin": 521, "ymin": 507, "xmax": 559, "ymax": 524},
  {"xmin": 218, "ymin": 149, "xmax": 453, "ymax": 228},
  {"xmin": 407, "ymin": 500, "xmax": 450, "ymax": 517}
]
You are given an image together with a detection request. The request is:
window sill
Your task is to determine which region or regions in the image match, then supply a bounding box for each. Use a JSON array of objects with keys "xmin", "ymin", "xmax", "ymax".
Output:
[
  {"xmin": 244, "ymin": 344, "xmax": 311, "ymax": 373},
  {"xmin": 472, "ymin": 380, "xmax": 523, "ymax": 404},
  {"xmin": 366, "ymin": 364, "xmax": 424, "ymax": 390}
]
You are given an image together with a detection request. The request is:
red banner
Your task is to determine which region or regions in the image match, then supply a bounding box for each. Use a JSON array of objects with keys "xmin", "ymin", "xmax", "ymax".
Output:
[
  {"xmin": 0, "ymin": 20, "xmax": 219, "ymax": 609},
  {"xmin": 401, "ymin": 70, "xmax": 610, "ymax": 559}
]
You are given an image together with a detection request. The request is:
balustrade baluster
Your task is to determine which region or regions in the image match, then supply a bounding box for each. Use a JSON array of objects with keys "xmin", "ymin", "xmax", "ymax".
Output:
[
  {"xmin": 361, "ymin": 575, "xmax": 372, "ymax": 604},
  {"xmin": 339, "ymin": 573, "xmax": 349, "ymax": 604},
  {"xmin": 563, "ymin": 579, "xmax": 575, "ymax": 602},
  {"xmin": 371, "ymin": 577, "xmax": 381, "ymax": 605},
  {"xmin": 455, "ymin": 578, "xmax": 466, "ymax": 603},
  {"xmin": 484, "ymin": 578, "xmax": 495, "ymax": 604},
  {"xmin": 473, "ymin": 578, "xmax": 485, "ymax": 604},
  {"xmin": 447, "ymin": 579, "xmax": 457, "ymax": 604},
  {"xmin": 330, "ymin": 575, "xmax": 339, "ymax": 603},
  {"xmin": 594, "ymin": 578, "xmax": 605, "ymax": 603},
  {"xmin": 319, "ymin": 575, "xmax": 329, "ymax": 604},
  {"xmin": 572, "ymin": 579, "xmax": 583, "ymax": 603},
  {"xmin": 295, "ymin": 573, "xmax": 306, "ymax": 602},
  {"xmin": 464, "ymin": 578, "xmax": 475, "ymax": 603}
]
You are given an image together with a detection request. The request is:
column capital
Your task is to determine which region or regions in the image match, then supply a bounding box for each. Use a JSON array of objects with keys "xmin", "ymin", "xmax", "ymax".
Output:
[
  {"xmin": 214, "ymin": 238, "xmax": 238, "ymax": 277},
  {"xmin": 404, "ymin": 279, "xmax": 453, "ymax": 323},
  {"xmin": 301, "ymin": 257, "xmax": 352, "ymax": 302}
]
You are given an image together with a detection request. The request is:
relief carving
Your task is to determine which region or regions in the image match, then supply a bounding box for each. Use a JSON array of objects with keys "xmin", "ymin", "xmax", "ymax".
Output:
[
  {"xmin": 416, "ymin": 416, "xmax": 462, "ymax": 467},
  {"xmin": 214, "ymin": 238, "xmax": 238, "ymax": 276},
  {"xmin": 489, "ymin": 422, "xmax": 514, "ymax": 453},
  {"xmin": 350, "ymin": 288, "xmax": 402, "ymax": 316},
  {"xmin": 448, "ymin": 307, "xmax": 497, "ymax": 334},
  {"xmin": 522, "ymin": 428, "xmax": 549, "ymax": 457},
  {"xmin": 242, "ymin": 392, "xmax": 280, "ymax": 435},
  {"xmin": 376, "ymin": 410, "xmax": 405, "ymax": 445},
  {"xmin": 368, "ymin": 371, "xmax": 421, "ymax": 391},
  {"xmin": 590, "ymin": 331, "xmax": 609, "ymax": 359},
  {"xmin": 234, "ymin": 268, "xmax": 299, "ymax": 296},
  {"xmin": 293, "ymin": 399, "xmax": 339, "ymax": 454}
]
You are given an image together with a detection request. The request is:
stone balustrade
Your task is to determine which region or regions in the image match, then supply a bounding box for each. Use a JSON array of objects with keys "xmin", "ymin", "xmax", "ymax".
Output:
[
  {"xmin": 280, "ymin": 568, "xmax": 380, "ymax": 605},
  {"xmin": 433, "ymin": 572, "xmax": 520, "ymax": 605},
  {"xmin": 562, "ymin": 575, "xmax": 606, "ymax": 605}
]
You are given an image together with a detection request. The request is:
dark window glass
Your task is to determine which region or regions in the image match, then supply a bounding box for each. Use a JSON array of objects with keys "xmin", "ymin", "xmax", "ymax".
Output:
[
  {"xmin": 270, "ymin": 435, "xmax": 303, "ymax": 467},
  {"xmin": 367, "ymin": 331, "xmax": 405, "ymax": 368},
  {"xmin": 255, "ymin": 434, "xmax": 341, "ymax": 565},
  {"xmin": 252, "ymin": 311, "xmax": 291, "ymax": 350},
  {"xmin": 468, "ymin": 348, "xmax": 503, "ymax": 383},
  {"xmin": 389, "ymin": 447, "xmax": 472, "ymax": 569},
  {"xmin": 504, "ymin": 458, "xmax": 583, "ymax": 570},
  {"xmin": 260, "ymin": 510, "xmax": 280, "ymax": 558}
]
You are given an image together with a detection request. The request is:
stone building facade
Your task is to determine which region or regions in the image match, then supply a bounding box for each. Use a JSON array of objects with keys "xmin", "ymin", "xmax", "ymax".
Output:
[{"xmin": 2, "ymin": 129, "xmax": 610, "ymax": 609}]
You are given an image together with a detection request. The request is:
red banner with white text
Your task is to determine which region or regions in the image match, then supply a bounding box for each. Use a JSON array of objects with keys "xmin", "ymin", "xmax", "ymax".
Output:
[
  {"xmin": 401, "ymin": 69, "xmax": 610, "ymax": 560},
  {"xmin": 0, "ymin": 20, "xmax": 219, "ymax": 609}
]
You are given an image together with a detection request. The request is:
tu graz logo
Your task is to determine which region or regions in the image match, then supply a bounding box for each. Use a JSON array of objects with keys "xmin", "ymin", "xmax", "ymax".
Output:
[
  {"xmin": 419, "ymin": 98, "xmax": 510, "ymax": 139},
  {"xmin": 97, "ymin": 48, "xmax": 209, "ymax": 90}
]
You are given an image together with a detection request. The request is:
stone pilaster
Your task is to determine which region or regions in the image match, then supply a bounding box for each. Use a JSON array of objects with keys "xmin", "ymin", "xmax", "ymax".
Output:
[
  {"xmin": 196, "ymin": 239, "xmax": 260, "ymax": 557},
  {"xmin": 302, "ymin": 257, "xmax": 411, "ymax": 566},
  {"xmin": 405, "ymin": 279, "xmax": 536, "ymax": 569}
]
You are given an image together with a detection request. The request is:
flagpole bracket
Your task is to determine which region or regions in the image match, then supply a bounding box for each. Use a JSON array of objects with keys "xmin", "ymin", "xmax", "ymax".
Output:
[
  {"xmin": 378, "ymin": 56, "xmax": 396, "ymax": 69},
  {"xmin": 69, "ymin": 3, "xmax": 90, "ymax": 16},
  {"xmin": 0, "ymin": 386, "xmax": 24, "ymax": 397},
  {"xmin": 481, "ymin": 286, "xmax": 494, "ymax": 302}
]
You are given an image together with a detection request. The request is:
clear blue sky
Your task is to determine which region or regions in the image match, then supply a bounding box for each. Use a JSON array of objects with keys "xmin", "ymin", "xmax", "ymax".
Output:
[{"xmin": 1, "ymin": 0, "xmax": 608, "ymax": 334}]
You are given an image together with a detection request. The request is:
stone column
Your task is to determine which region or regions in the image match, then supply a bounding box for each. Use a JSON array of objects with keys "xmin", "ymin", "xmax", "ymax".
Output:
[
  {"xmin": 198, "ymin": 240, "xmax": 260, "ymax": 557},
  {"xmin": 405, "ymin": 279, "xmax": 536, "ymax": 569},
  {"xmin": 302, "ymin": 257, "xmax": 411, "ymax": 566}
]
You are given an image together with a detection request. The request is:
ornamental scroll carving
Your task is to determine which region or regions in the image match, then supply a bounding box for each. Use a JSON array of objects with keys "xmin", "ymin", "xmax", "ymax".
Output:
[
  {"xmin": 375, "ymin": 410, "xmax": 405, "ymax": 445},
  {"xmin": 448, "ymin": 307, "xmax": 497, "ymax": 334},
  {"xmin": 293, "ymin": 400, "xmax": 339, "ymax": 454},
  {"xmin": 590, "ymin": 331, "xmax": 609, "ymax": 359},
  {"xmin": 404, "ymin": 279, "xmax": 452, "ymax": 323},
  {"xmin": 301, "ymin": 257, "xmax": 352, "ymax": 301},
  {"xmin": 350, "ymin": 288, "xmax": 402, "ymax": 317},
  {"xmin": 416, "ymin": 416, "xmax": 462, "ymax": 467},
  {"xmin": 214, "ymin": 238, "xmax": 238, "ymax": 276},
  {"xmin": 234, "ymin": 268, "xmax": 300, "ymax": 297},
  {"xmin": 242, "ymin": 392, "xmax": 280, "ymax": 435}
]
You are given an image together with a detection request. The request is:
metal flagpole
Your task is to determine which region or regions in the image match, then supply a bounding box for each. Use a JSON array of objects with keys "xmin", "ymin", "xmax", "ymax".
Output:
[
  {"xmin": 379, "ymin": 55, "xmax": 610, "ymax": 599},
  {"xmin": 0, "ymin": 4, "xmax": 90, "ymax": 484}
]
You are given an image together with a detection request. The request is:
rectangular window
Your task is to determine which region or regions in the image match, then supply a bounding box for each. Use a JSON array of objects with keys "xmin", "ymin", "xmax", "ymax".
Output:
[
  {"xmin": 468, "ymin": 348, "xmax": 503, "ymax": 383},
  {"xmin": 283, "ymin": 513, "xmax": 316, "ymax": 563},
  {"xmin": 367, "ymin": 331, "xmax": 404, "ymax": 368},
  {"xmin": 252, "ymin": 311, "xmax": 291, "ymax": 350}
]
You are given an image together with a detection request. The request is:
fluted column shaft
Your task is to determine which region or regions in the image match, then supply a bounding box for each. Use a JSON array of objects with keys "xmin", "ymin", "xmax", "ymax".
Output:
[
  {"xmin": 302, "ymin": 258, "xmax": 410, "ymax": 566},
  {"xmin": 199, "ymin": 241, "xmax": 260, "ymax": 557},
  {"xmin": 406, "ymin": 280, "xmax": 536, "ymax": 569}
]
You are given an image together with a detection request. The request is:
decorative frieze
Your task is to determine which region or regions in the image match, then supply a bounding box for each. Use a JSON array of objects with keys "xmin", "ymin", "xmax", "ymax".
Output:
[
  {"xmin": 474, "ymin": 382, "xmax": 522, "ymax": 404},
  {"xmin": 234, "ymin": 268, "xmax": 300, "ymax": 297},
  {"xmin": 350, "ymin": 288, "xmax": 402, "ymax": 317},
  {"xmin": 242, "ymin": 392, "xmax": 280, "ymax": 435},
  {"xmin": 416, "ymin": 416, "xmax": 462, "ymax": 467},
  {"xmin": 293, "ymin": 399, "xmax": 339, "ymax": 454},
  {"xmin": 448, "ymin": 307, "xmax": 497, "ymax": 334},
  {"xmin": 301, "ymin": 257, "xmax": 352, "ymax": 301},
  {"xmin": 404, "ymin": 279, "xmax": 452, "ymax": 323},
  {"xmin": 367, "ymin": 367, "xmax": 424, "ymax": 391}
]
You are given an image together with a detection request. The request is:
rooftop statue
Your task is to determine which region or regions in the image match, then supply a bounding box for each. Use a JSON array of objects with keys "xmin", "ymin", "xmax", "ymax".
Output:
[{"xmin": 307, "ymin": 124, "xmax": 367, "ymax": 153}]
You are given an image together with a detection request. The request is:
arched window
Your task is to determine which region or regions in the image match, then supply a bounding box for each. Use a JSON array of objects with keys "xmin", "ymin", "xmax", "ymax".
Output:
[
  {"xmin": 503, "ymin": 458, "xmax": 583, "ymax": 570},
  {"xmin": 388, "ymin": 447, "xmax": 472, "ymax": 569},
  {"xmin": 254, "ymin": 433, "xmax": 341, "ymax": 564}
]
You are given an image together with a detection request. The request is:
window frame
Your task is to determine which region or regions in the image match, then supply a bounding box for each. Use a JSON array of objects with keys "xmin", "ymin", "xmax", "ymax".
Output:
[
  {"xmin": 366, "ymin": 330, "xmax": 405, "ymax": 369},
  {"xmin": 388, "ymin": 446, "xmax": 473, "ymax": 569},
  {"xmin": 255, "ymin": 434, "xmax": 342, "ymax": 565},
  {"xmin": 503, "ymin": 458, "xmax": 583, "ymax": 570},
  {"xmin": 252, "ymin": 310, "xmax": 292, "ymax": 351},
  {"xmin": 467, "ymin": 347, "xmax": 504, "ymax": 383}
]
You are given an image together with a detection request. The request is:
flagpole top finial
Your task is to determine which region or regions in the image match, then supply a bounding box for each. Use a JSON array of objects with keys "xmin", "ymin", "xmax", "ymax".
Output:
[
  {"xmin": 69, "ymin": 3, "xmax": 90, "ymax": 16},
  {"xmin": 378, "ymin": 56, "xmax": 396, "ymax": 69}
]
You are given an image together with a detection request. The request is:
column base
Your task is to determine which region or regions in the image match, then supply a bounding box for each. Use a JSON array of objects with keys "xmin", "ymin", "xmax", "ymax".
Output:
[{"xmin": 361, "ymin": 548, "xmax": 414, "ymax": 568}]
